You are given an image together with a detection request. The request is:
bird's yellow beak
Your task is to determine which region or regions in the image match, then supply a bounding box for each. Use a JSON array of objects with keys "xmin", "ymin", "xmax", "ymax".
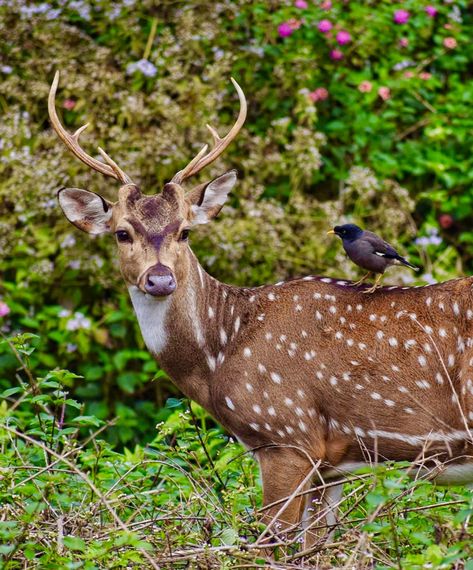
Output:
[{"xmin": 327, "ymin": 229, "xmax": 335, "ymax": 235}]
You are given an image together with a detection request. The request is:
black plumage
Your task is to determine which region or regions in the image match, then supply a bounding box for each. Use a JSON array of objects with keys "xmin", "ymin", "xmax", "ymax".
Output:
[{"xmin": 327, "ymin": 223, "xmax": 418, "ymax": 293}]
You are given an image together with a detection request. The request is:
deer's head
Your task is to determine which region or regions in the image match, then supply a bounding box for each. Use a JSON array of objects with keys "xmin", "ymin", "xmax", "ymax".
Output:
[{"xmin": 49, "ymin": 72, "xmax": 245, "ymax": 297}]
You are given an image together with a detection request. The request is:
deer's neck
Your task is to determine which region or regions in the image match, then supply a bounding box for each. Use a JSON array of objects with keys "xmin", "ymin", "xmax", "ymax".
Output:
[{"xmin": 128, "ymin": 251, "xmax": 253, "ymax": 410}]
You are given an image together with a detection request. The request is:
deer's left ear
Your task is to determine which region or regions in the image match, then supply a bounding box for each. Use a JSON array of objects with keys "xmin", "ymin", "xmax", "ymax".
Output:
[
  {"xmin": 58, "ymin": 188, "xmax": 114, "ymax": 235},
  {"xmin": 187, "ymin": 170, "xmax": 237, "ymax": 226}
]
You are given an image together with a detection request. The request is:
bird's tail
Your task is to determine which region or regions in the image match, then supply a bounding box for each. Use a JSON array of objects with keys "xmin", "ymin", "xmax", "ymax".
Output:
[{"xmin": 397, "ymin": 256, "xmax": 419, "ymax": 271}]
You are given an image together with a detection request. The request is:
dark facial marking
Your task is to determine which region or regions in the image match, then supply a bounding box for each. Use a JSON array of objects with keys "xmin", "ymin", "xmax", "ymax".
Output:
[
  {"xmin": 148, "ymin": 220, "xmax": 182, "ymax": 251},
  {"xmin": 126, "ymin": 185, "xmax": 142, "ymax": 208}
]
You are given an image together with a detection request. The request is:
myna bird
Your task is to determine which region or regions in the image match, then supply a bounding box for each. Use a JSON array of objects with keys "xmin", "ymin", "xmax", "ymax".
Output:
[{"xmin": 327, "ymin": 224, "xmax": 418, "ymax": 293}]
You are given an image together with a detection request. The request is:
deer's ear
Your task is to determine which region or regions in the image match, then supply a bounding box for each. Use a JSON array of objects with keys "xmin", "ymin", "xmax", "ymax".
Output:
[
  {"xmin": 58, "ymin": 188, "xmax": 113, "ymax": 235},
  {"xmin": 187, "ymin": 170, "xmax": 237, "ymax": 226}
]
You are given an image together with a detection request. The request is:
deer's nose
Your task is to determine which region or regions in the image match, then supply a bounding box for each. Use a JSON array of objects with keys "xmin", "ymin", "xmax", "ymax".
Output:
[{"xmin": 144, "ymin": 265, "xmax": 176, "ymax": 297}]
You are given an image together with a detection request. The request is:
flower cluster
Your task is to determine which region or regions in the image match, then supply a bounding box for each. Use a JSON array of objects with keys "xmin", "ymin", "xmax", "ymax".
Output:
[
  {"xmin": 414, "ymin": 228, "xmax": 443, "ymax": 247},
  {"xmin": 126, "ymin": 59, "xmax": 158, "ymax": 78}
]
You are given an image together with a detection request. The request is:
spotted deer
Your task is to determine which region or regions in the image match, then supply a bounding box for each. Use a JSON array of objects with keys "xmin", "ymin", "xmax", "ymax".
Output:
[{"xmin": 49, "ymin": 71, "xmax": 473, "ymax": 546}]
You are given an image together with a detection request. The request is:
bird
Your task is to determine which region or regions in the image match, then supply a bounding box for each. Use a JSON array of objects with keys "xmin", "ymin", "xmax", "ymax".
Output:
[{"xmin": 327, "ymin": 223, "xmax": 418, "ymax": 293}]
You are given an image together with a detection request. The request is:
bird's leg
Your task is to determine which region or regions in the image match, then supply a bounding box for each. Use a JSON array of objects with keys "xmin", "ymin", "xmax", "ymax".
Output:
[
  {"xmin": 349, "ymin": 272, "xmax": 371, "ymax": 287},
  {"xmin": 362, "ymin": 273, "xmax": 383, "ymax": 294}
]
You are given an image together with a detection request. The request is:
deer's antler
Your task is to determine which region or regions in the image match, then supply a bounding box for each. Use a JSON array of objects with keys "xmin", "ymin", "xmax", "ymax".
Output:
[
  {"xmin": 48, "ymin": 71, "xmax": 133, "ymax": 185},
  {"xmin": 171, "ymin": 78, "xmax": 247, "ymax": 185}
]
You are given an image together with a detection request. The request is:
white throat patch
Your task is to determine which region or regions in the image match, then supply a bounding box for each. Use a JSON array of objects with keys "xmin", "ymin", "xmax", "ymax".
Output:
[{"xmin": 128, "ymin": 286, "xmax": 171, "ymax": 355}]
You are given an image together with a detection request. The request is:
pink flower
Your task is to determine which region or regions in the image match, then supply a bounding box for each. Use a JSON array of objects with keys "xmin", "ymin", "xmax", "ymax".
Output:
[
  {"xmin": 330, "ymin": 49, "xmax": 343, "ymax": 60},
  {"xmin": 443, "ymin": 37, "xmax": 457, "ymax": 49},
  {"xmin": 378, "ymin": 86, "xmax": 391, "ymax": 100},
  {"xmin": 425, "ymin": 5, "xmax": 437, "ymax": 17},
  {"xmin": 358, "ymin": 81, "xmax": 372, "ymax": 93},
  {"xmin": 0, "ymin": 302, "xmax": 10, "ymax": 317},
  {"xmin": 295, "ymin": 0, "xmax": 308, "ymax": 7},
  {"xmin": 404, "ymin": 71, "xmax": 414, "ymax": 78},
  {"xmin": 399, "ymin": 37, "xmax": 409, "ymax": 48},
  {"xmin": 309, "ymin": 87, "xmax": 329, "ymax": 102},
  {"xmin": 320, "ymin": 0, "xmax": 332, "ymax": 9},
  {"xmin": 317, "ymin": 19, "xmax": 333, "ymax": 33},
  {"xmin": 336, "ymin": 30, "xmax": 351, "ymax": 45},
  {"xmin": 63, "ymin": 99, "xmax": 76, "ymax": 111},
  {"xmin": 393, "ymin": 10, "xmax": 410, "ymax": 24},
  {"xmin": 419, "ymin": 71, "xmax": 432, "ymax": 80},
  {"xmin": 278, "ymin": 22, "xmax": 294, "ymax": 37}
]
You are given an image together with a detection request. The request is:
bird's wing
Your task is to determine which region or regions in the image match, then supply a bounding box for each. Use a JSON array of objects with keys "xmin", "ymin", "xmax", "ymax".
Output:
[{"xmin": 362, "ymin": 231, "xmax": 400, "ymax": 258}]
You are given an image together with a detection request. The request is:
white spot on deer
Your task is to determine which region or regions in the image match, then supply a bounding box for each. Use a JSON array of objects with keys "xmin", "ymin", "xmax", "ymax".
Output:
[
  {"xmin": 299, "ymin": 421, "xmax": 307, "ymax": 432},
  {"xmin": 434, "ymin": 372, "xmax": 444, "ymax": 385},
  {"xmin": 426, "ymin": 297, "xmax": 432, "ymax": 307},
  {"xmin": 285, "ymin": 425, "xmax": 295, "ymax": 435},
  {"xmin": 467, "ymin": 309, "xmax": 473, "ymax": 320},
  {"xmin": 257, "ymin": 313, "xmax": 265, "ymax": 322},
  {"xmin": 263, "ymin": 391, "xmax": 269, "ymax": 400},
  {"xmin": 404, "ymin": 407, "xmax": 414, "ymax": 414},
  {"xmin": 220, "ymin": 328, "xmax": 227, "ymax": 345},
  {"xmin": 268, "ymin": 293, "xmax": 276, "ymax": 301},
  {"xmin": 339, "ymin": 316, "xmax": 346, "ymax": 324},
  {"xmin": 351, "ymin": 360, "xmax": 360, "ymax": 366},
  {"xmin": 371, "ymin": 392, "xmax": 381, "ymax": 400},
  {"xmin": 264, "ymin": 423, "xmax": 272, "ymax": 432},
  {"xmin": 369, "ymin": 314, "xmax": 377, "ymax": 322},
  {"xmin": 448, "ymin": 354, "xmax": 455, "ymax": 367},
  {"xmin": 439, "ymin": 302, "xmax": 445, "ymax": 311},
  {"xmin": 265, "ymin": 332, "xmax": 274, "ymax": 342},
  {"xmin": 425, "ymin": 325, "xmax": 433, "ymax": 335},
  {"xmin": 295, "ymin": 304, "xmax": 303, "ymax": 312},
  {"xmin": 382, "ymin": 375, "xmax": 391, "ymax": 383},
  {"xmin": 301, "ymin": 330, "xmax": 308, "ymax": 338},
  {"xmin": 398, "ymin": 386, "xmax": 409, "ymax": 393},
  {"xmin": 439, "ymin": 328, "xmax": 447, "ymax": 338},
  {"xmin": 316, "ymin": 371, "xmax": 324, "ymax": 380},
  {"xmin": 358, "ymin": 343, "xmax": 367, "ymax": 350},
  {"xmin": 277, "ymin": 429, "xmax": 285, "ymax": 437},
  {"xmin": 380, "ymin": 315, "xmax": 387, "ymax": 323},
  {"xmin": 268, "ymin": 406, "xmax": 276, "ymax": 416},
  {"xmin": 330, "ymin": 376, "xmax": 338, "ymax": 386},
  {"xmin": 356, "ymin": 304, "xmax": 363, "ymax": 312},
  {"xmin": 304, "ymin": 350, "xmax": 316, "ymax": 360},
  {"xmin": 313, "ymin": 292, "xmax": 322, "ymax": 300},
  {"xmin": 270, "ymin": 372, "xmax": 282, "ymax": 384},
  {"xmin": 234, "ymin": 317, "xmax": 241, "ymax": 334},
  {"xmin": 246, "ymin": 383, "xmax": 254, "ymax": 393},
  {"xmin": 355, "ymin": 384, "xmax": 364, "ymax": 390},
  {"xmin": 243, "ymin": 347, "xmax": 252, "ymax": 358},
  {"xmin": 297, "ymin": 389, "xmax": 305, "ymax": 398},
  {"xmin": 342, "ymin": 372, "xmax": 351, "ymax": 381},
  {"xmin": 391, "ymin": 364, "xmax": 400, "ymax": 372},
  {"xmin": 249, "ymin": 423, "xmax": 260, "ymax": 431},
  {"xmin": 206, "ymin": 354, "xmax": 216, "ymax": 371},
  {"xmin": 295, "ymin": 407, "xmax": 304, "ymax": 417},
  {"xmin": 230, "ymin": 305, "xmax": 234, "ymax": 316},
  {"xmin": 308, "ymin": 408, "xmax": 316, "ymax": 418},
  {"xmin": 453, "ymin": 302, "xmax": 461, "ymax": 315},
  {"xmin": 329, "ymin": 305, "xmax": 337, "ymax": 314},
  {"xmin": 290, "ymin": 342, "xmax": 298, "ymax": 351},
  {"xmin": 252, "ymin": 404, "xmax": 261, "ymax": 414},
  {"xmin": 389, "ymin": 337, "xmax": 398, "ymax": 347},
  {"xmin": 418, "ymin": 355, "xmax": 427, "ymax": 367},
  {"xmin": 279, "ymin": 334, "xmax": 287, "ymax": 343},
  {"xmin": 249, "ymin": 295, "xmax": 256, "ymax": 303},
  {"xmin": 335, "ymin": 332, "xmax": 343, "ymax": 341},
  {"xmin": 284, "ymin": 397, "xmax": 294, "ymax": 407},
  {"xmin": 404, "ymin": 339, "xmax": 416, "ymax": 349},
  {"xmin": 415, "ymin": 380, "xmax": 431, "ymax": 389},
  {"xmin": 208, "ymin": 307, "xmax": 214, "ymax": 318},
  {"xmin": 376, "ymin": 331, "xmax": 384, "ymax": 340},
  {"xmin": 217, "ymin": 351, "xmax": 225, "ymax": 366},
  {"xmin": 423, "ymin": 343, "xmax": 432, "ymax": 353},
  {"xmin": 315, "ymin": 310, "xmax": 323, "ymax": 321},
  {"xmin": 225, "ymin": 397, "xmax": 235, "ymax": 410},
  {"xmin": 384, "ymin": 399, "xmax": 395, "ymax": 407},
  {"xmin": 321, "ymin": 278, "xmax": 332, "ymax": 283}
]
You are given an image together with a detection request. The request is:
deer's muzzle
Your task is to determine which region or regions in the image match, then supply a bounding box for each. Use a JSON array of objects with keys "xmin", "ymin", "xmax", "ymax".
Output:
[{"xmin": 143, "ymin": 264, "xmax": 176, "ymax": 297}]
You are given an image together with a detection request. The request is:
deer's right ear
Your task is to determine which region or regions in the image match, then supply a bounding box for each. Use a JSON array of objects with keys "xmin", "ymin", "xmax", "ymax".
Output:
[{"xmin": 58, "ymin": 188, "xmax": 113, "ymax": 235}]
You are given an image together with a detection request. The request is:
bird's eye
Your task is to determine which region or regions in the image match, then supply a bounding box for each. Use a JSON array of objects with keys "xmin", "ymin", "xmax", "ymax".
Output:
[
  {"xmin": 179, "ymin": 229, "xmax": 190, "ymax": 241},
  {"xmin": 115, "ymin": 230, "xmax": 131, "ymax": 243}
]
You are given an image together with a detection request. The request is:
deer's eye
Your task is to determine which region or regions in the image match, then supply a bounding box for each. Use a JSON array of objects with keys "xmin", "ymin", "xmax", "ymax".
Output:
[
  {"xmin": 115, "ymin": 230, "xmax": 132, "ymax": 243},
  {"xmin": 179, "ymin": 229, "xmax": 190, "ymax": 241}
]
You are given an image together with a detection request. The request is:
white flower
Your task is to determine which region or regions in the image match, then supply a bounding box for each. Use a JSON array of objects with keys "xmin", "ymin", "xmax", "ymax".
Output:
[
  {"xmin": 66, "ymin": 312, "xmax": 91, "ymax": 331},
  {"xmin": 0, "ymin": 65, "xmax": 12, "ymax": 74},
  {"xmin": 126, "ymin": 59, "xmax": 157, "ymax": 78},
  {"xmin": 59, "ymin": 309, "xmax": 71, "ymax": 318},
  {"xmin": 60, "ymin": 234, "xmax": 76, "ymax": 248}
]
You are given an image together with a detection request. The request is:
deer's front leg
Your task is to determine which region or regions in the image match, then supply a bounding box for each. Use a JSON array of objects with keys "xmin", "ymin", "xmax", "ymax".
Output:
[{"xmin": 256, "ymin": 447, "xmax": 316, "ymax": 549}]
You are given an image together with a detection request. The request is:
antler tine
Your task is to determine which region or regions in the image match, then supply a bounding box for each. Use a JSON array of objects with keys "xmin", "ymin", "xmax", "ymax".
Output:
[
  {"xmin": 48, "ymin": 71, "xmax": 133, "ymax": 185},
  {"xmin": 171, "ymin": 77, "xmax": 247, "ymax": 185}
]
